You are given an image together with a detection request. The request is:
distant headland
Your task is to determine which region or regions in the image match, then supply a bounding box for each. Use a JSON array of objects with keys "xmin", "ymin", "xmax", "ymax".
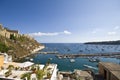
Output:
[{"xmin": 85, "ymin": 40, "xmax": 120, "ymax": 45}]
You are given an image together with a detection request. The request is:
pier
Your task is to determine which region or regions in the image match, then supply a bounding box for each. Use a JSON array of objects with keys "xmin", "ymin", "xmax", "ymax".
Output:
[{"xmin": 56, "ymin": 52, "xmax": 120, "ymax": 59}]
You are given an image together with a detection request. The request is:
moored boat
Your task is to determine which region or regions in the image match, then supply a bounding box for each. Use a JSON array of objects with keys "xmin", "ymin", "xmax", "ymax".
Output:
[{"xmin": 70, "ymin": 59, "xmax": 75, "ymax": 63}]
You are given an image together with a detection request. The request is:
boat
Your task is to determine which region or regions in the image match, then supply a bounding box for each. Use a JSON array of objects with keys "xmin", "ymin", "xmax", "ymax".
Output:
[
  {"xmin": 83, "ymin": 64, "xmax": 98, "ymax": 70},
  {"xmin": 88, "ymin": 57, "xmax": 100, "ymax": 62},
  {"xmin": 30, "ymin": 58, "xmax": 33, "ymax": 61},
  {"xmin": 58, "ymin": 56, "xmax": 62, "ymax": 59},
  {"xmin": 70, "ymin": 59, "xmax": 75, "ymax": 63},
  {"xmin": 49, "ymin": 58, "xmax": 53, "ymax": 60}
]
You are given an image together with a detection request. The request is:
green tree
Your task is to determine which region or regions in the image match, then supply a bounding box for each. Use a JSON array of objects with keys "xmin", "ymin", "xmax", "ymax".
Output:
[
  {"xmin": 10, "ymin": 34, "xmax": 16, "ymax": 40},
  {"xmin": 7, "ymin": 65, "xmax": 14, "ymax": 70},
  {"xmin": 36, "ymin": 70, "xmax": 45, "ymax": 80},
  {"xmin": 0, "ymin": 42, "xmax": 9, "ymax": 52},
  {"xmin": 21, "ymin": 73, "xmax": 31, "ymax": 80}
]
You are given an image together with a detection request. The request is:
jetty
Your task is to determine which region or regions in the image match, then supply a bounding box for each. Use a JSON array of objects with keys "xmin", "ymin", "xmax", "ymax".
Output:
[{"xmin": 56, "ymin": 52, "xmax": 120, "ymax": 59}]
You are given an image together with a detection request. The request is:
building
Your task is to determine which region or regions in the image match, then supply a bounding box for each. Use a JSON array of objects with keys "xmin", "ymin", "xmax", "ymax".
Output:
[
  {"xmin": 0, "ymin": 24, "xmax": 19, "ymax": 38},
  {"xmin": 0, "ymin": 55, "xmax": 4, "ymax": 70},
  {"xmin": 48, "ymin": 64, "xmax": 58, "ymax": 80},
  {"xmin": 0, "ymin": 24, "xmax": 35, "ymax": 40},
  {"xmin": 99, "ymin": 62, "xmax": 120, "ymax": 80},
  {"xmin": 0, "ymin": 55, "xmax": 58, "ymax": 80},
  {"xmin": 0, "ymin": 53, "xmax": 12, "ymax": 63}
]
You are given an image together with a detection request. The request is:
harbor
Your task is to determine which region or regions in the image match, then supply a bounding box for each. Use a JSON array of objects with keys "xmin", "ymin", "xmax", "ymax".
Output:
[{"xmin": 19, "ymin": 43, "xmax": 120, "ymax": 72}]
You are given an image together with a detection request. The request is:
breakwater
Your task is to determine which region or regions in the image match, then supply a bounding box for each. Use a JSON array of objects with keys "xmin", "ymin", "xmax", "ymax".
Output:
[{"xmin": 56, "ymin": 52, "xmax": 120, "ymax": 59}]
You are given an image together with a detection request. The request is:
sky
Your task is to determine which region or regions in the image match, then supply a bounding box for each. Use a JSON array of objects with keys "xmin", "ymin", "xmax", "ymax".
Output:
[{"xmin": 0, "ymin": 0, "xmax": 120, "ymax": 43}]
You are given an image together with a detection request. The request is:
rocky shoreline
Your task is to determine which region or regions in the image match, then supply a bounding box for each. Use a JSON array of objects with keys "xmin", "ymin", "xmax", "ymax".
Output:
[{"xmin": 14, "ymin": 45, "xmax": 45, "ymax": 61}]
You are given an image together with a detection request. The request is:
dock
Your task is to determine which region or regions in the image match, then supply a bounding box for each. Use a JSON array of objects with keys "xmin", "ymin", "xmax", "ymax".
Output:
[{"xmin": 56, "ymin": 52, "xmax": 120, "ymax": 59}]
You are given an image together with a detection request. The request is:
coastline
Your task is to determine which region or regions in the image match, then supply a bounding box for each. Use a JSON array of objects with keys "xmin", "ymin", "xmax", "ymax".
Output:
[
  {"xmin": 31, "ymin": 45, "xmax": 45, "ymax": 54},
  {"xmin": 14, "ymin": 45, "xmax": 45, "ymax": 61}
]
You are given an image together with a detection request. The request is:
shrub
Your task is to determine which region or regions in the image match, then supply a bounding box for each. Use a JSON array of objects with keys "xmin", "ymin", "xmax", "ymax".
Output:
[{"xmin": 0, "ymin": 42, "xmax": 9, "ymax": 52}]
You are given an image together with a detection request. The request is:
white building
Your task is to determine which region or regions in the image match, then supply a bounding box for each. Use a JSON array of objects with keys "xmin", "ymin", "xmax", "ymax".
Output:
[{"xmin": 0, "ymin": 53, "xmax": 12, "ymax": 63}]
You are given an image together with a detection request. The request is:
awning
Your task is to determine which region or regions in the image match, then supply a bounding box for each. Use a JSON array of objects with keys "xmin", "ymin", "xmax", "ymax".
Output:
[{"xmin": 19, "ymin": 61, "xmax": 34, "ymax": 67}]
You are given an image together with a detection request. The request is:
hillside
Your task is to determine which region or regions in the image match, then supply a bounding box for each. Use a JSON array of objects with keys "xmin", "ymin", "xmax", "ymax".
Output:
[
  {"xmin": 0, "ymin": 34, "xmax": 44, "ymax": 61},
  {"xmin": 84, "ymin": 40, "xmax": 120, "ymax": 45}
]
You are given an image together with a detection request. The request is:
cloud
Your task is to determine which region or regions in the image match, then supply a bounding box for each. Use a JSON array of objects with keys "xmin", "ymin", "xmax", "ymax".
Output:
[
  {"xmin": 114, "ymin": 26, "xmax": 120, "ymax": 30},
  {"xmin": 29, "ymin": 30, "xmax": 72, "ymax": 37},
  {"xmin": 107, "ymin": 26, "xmax": 120, "ymax": 35},
  {"xmin": 30, "ymin": 32, "xmax": 59, "ymax": 36},
  {"xmin": 63, "ymin": 30, "xmax": 71, "ymax": 34},
  {"xmin": 108, "ymin": 32, "xmax": 116, "ymax": 35}
]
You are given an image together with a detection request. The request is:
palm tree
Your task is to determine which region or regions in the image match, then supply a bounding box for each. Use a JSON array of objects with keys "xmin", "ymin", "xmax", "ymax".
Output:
[
  {"xmin": 36, "ymin": 70, "xmax": 45, "ymax": 80},
  {"xmin": 21, "ymin": 72, "xmax": 31, "ymax": 80},
  {"xmin": 5, "ymin": 69, "xmax": 12, "ymax": 77},
  {"xmin": 7, "ymin": 65, "xmax": 14, "ymax": 70}
]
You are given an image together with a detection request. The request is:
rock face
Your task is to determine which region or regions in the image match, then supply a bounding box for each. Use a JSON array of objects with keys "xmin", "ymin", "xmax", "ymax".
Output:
[{"xmin": 0, "ymin": 25, "xmax": 44, "ymax": 61}]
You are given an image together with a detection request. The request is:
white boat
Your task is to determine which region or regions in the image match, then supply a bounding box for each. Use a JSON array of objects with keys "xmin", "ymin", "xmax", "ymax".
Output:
[
  {"xmin": 30, "ymin": 58, "xmax": 33, "ymax": 61},
  {"xmin": 88, "ymin": 57, "xmax": 100, "ymax": 62},
  {"xmin": 49, "ymin": 58, "xmax": 53, "ymax": 60},
  {"xmin": 83, "ymin": 64, "xmax": 98, "ymax": 70},
  {"xmin": 70, "ymin": 59, "xmax": 75, "ymax": 62}
]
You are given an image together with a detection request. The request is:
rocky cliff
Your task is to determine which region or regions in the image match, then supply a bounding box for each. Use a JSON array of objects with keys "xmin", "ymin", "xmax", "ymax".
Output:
[{"xmin": 0, "ymin": 27, "xmax": 44, "ymax": 61}]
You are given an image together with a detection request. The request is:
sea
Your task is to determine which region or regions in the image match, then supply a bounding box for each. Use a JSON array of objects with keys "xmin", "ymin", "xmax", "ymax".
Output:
[{"xmin": 22, "ymin": 43, "xmax": 120, "ymax": 73}]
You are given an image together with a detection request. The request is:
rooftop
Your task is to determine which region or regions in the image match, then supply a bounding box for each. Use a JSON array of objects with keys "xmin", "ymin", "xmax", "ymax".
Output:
[
  {"xmin": 99, "ymin": 62, "xmax": 120, "ymax": 80},
  {"xmin": 111, "ymin": 71, "xmax": 120, "ymax": 80},
  {"xmin": 6, "ymin": 29, "xmax": 18, "ymax": 33},
  {"xmin": 99, "ymin": 62, "xmax": 120, "ymax": 71}
]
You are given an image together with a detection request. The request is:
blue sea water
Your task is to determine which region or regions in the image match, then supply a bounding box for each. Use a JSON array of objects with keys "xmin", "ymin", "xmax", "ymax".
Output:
[{"xmin": 27, "ymin": 43, "xmax": 120, "ymax": 73}]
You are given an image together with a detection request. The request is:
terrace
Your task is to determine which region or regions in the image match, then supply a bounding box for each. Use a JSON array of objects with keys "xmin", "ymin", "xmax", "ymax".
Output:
[{"xmin": 0, "ymin": 61, "xmax": 58, "ymax": 80}]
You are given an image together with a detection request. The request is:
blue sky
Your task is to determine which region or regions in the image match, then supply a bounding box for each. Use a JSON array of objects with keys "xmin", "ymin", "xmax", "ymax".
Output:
[{"xmin": 0, "ymin": 0, "xmax": 120, "ymax": 43}]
